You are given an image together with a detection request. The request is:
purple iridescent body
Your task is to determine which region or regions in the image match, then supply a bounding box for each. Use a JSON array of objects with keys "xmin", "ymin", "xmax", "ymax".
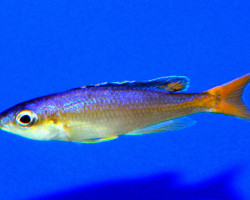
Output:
[{"xmin": 0, "ymin": 75, "xmax": 249, "ymax": 143}]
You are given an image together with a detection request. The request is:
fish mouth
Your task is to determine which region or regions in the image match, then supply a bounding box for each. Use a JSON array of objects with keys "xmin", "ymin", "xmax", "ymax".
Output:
[
  {"xmin": 0, "ymin": 118, "xmax": 8, "ymax": 132},
  {"xmin": 0, "ymin": 122, "xmax": 5, "ymax": 131}
]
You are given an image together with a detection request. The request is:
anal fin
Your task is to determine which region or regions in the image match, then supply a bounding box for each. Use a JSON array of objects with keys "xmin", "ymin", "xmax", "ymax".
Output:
[{"xmin": 127, "ymin": 117, "xmax": 196, "ymax": 135}]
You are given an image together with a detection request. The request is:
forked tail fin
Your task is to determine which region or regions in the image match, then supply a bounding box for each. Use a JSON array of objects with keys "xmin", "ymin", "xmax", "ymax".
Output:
[{"xmin": 207, "ymin": 74, "xmax": 250, "ymax": 120}]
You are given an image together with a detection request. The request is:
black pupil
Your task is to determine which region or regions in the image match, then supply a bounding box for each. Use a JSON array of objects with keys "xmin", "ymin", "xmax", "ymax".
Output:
[{"xmin": 20, "ymin": 115, "xmax": 31, "ymax": 124}]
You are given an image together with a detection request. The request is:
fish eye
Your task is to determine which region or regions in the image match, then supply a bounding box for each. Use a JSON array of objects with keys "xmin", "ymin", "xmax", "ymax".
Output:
[
  {"xmin": 20, "ymin": 115, "xmax": 31, "ymax": 124},
  {"xmin": 16, "ymin": 110, "xmax": 38, "ymax": 127}
]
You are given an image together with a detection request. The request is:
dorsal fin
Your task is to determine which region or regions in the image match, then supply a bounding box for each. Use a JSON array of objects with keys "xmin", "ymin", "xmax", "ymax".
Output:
[{"xmin": 82, "ymin": 76, "xmax": 189, "ymax": 92}]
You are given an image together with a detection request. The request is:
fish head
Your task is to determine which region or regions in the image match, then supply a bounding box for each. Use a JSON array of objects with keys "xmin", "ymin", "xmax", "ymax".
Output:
[{"xmin": 0, "ymin": 102, "xmax": 59, "ymax": 141}]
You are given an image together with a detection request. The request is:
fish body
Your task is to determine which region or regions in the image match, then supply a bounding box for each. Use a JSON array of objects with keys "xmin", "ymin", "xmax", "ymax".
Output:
[{"xmin": 0, "ymin": 75, "xmax": 249, "ymax": 143}]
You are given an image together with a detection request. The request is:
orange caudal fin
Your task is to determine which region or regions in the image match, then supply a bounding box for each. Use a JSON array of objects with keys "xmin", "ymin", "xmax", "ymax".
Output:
[{"xmin": 208, "ymin": 74, "xmax": 250, "ymax": 120}]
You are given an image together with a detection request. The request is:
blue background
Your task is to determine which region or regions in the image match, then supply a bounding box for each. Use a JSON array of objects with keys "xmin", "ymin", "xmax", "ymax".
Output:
[{"xmin": 0, "ymin": 0, "xmax": 249, "ymax": 199}]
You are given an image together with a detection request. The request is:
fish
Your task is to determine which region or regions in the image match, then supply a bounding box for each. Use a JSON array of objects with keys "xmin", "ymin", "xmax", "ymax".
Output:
[{"xmin": 0, "ymin": 74, "xmax": 249, "ymax": 143}]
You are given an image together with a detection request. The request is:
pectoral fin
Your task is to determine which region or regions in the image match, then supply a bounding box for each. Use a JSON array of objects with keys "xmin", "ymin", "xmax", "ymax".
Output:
[
  {"xmin": 81, "ymin": 136, "xmax": 118, "ymax": 143},
  {"xmin": 65, "ymin": 122, "xmax": 110, "ymax": 142},
  {"xmin": 127, "ymin": 117, "xmax": 196, "ymax": 135}
]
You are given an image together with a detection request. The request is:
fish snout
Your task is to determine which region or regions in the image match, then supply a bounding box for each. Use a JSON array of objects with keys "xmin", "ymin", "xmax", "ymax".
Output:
[
  {"xmin": 0, "ymin": 115, "xmax": 6, "ymax": 131},
  {"xmin": 0, "ymin": 112, "xmax": 13, "ymax": 132},
  {"xmin": 0, "ymin": 116, "xmax": 6, "ymax": 131}
]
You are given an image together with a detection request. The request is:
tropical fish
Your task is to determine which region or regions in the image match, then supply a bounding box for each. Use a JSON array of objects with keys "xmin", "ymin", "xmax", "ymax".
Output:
[{"xmin": 0, "ymin": 74, "xmax": 249, "ymax": 143}]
